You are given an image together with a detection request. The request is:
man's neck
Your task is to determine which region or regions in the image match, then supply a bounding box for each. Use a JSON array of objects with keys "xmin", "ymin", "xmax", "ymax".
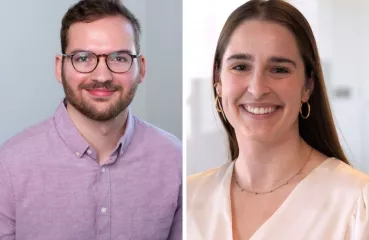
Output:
[{"xmin": 66, "ymin": 103, "xmax": 128, "ymax": 164}]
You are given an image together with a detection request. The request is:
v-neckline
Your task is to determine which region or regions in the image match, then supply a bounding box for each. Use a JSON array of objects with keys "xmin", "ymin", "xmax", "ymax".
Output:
[{"xmin": 227, "ymin": 158, "xmax": 333, "ymax": 240}]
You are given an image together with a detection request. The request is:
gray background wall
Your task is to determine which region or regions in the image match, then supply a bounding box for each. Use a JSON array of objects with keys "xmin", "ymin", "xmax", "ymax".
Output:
[{"xmin": 0, "ymin": 0, "xmax": 182, "ymax": 144}]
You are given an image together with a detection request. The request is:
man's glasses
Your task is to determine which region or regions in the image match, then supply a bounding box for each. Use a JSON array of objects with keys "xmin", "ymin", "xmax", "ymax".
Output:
[{"xmin": 62, "ymin": 51, "xmax": 139, "ymax": 73}]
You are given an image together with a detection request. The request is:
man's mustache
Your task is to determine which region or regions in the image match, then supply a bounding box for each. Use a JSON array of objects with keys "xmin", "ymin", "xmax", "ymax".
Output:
[{"xmin": 79, "ymin": 80, "xmax": 123, "ymax": 91}]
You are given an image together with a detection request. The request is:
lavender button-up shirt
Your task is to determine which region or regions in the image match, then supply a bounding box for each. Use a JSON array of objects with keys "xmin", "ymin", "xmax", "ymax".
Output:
[{"xmin": 0, "ymin": 102, "xmax": 182, "ymax": 240}]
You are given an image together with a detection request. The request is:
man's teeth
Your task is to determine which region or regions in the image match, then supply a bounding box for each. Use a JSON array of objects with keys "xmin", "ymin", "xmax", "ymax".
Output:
[{"xmin": 246, "ymin": 106, "xmax": 277, "ymax": 115}]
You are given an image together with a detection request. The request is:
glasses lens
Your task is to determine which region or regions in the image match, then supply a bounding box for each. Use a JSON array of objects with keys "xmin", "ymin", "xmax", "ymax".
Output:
[
  {"xmin": 107, "ymin": 52, "xmax": 133, "ymax": 73},
  {"xmin": 72, "ymin": 52, "xmax": 97, "ymax": 73}
]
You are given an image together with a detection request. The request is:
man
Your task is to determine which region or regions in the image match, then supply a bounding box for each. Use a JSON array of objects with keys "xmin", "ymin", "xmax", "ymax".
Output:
[{"xmin": 0, "ymin": 0, "xmax": 182, "ymax": 239}]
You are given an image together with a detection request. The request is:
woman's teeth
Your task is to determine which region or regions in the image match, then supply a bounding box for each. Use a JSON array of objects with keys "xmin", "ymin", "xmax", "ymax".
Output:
[{"xmin": 245, "ymin": 106, "xmax": 277, "ymax": 115}]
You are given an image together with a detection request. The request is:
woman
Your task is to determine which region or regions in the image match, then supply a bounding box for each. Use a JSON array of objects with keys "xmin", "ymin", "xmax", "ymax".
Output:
[{"xmin": 187, "ymin": 0, "xmax": 369, "ymax": 239}]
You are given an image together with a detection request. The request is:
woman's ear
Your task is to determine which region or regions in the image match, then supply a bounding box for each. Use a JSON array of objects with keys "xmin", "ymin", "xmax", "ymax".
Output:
[
  {"xmin": 302, "ymin": 76, "xmax": 314, "ymax": 102},
  {"xmin": 214, "ymin": 81, "xmax": 222, "ymax": 96},
  {"xmin": 214, "ymin": 63, "xmax": 223, "ymax": 96}
]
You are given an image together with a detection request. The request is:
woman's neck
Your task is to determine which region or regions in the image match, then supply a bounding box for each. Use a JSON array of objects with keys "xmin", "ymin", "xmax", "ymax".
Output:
[{"xmin": 235, "ymin": 131, "xmax": 312, "ymax": 192}]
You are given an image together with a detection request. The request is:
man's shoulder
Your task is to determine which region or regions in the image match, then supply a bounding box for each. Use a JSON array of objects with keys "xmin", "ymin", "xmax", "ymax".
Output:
[
  {"xmin": 132, "ymin": 116, "xmax": 182, "ymax": 151},
  {"xmin": 0, "ymin": 118, "xmax": 54, "ymax": 164},
  {"xmin": 131, "ymin": 116, "xmax": 182, "ymax": 178}
]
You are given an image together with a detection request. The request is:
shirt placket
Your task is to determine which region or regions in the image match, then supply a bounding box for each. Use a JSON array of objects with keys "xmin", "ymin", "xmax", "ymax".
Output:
[{"xmin": 97, "ymin": 164, "xmax": 111, "ymax": 240}]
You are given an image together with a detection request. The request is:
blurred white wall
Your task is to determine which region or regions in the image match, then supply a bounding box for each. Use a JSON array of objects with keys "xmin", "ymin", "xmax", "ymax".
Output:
[
  {"xmin": 184, "ymin": 0, "xmax": 248, "ymax": 175},
  {"xmin": 185, "ymin": 0, "xmax": 369, "ymax": 175},
  {"xmin": 0, "ymin": 0, "xmax": 182, "ymax": 145},
  {"xmin": 288, "ymin": 0, "xmax": 369, "ymax": 173}
]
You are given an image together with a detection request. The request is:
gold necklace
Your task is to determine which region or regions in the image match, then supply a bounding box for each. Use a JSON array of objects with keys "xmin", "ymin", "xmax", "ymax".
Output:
[{"xmin": 234, "ymin": 148, "xmax": 313, "ymax": 195}]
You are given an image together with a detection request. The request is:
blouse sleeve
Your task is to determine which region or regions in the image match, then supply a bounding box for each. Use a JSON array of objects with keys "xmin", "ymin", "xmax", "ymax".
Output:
[{"xmin": 348, "ymin": 182, "xmax": 369, "ymax": 239}]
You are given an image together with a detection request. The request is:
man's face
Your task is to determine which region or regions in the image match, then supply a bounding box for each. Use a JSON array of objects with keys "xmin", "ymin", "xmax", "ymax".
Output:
[{"xmin": 56, "ymin": 15, "xmax": 145, "ymax": 121}]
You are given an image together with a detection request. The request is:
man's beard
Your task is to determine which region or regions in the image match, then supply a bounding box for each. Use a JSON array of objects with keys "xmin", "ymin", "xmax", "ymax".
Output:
[{"xmin": 61, "ymin": 70, "xmax": 138, "ymax": 122}]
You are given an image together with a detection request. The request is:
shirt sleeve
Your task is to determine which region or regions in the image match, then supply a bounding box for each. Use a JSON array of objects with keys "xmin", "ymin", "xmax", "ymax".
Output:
[
  {"xmin": 0, "ymin": 162, "xmax": 15, "ymax": 239},
  {"xmin": 347, "ymin": 182, "xmax": 369, "ymax": 239},
  {"xmin": 167, "ymin": 182, "xmax": 182, "ymax": 240}
]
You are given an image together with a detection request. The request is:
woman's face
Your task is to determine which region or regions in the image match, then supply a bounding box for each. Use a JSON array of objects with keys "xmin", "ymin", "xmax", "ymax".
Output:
[{"xmin": 218, "ymin": 20, "xmax": 312, "ymax": 142}]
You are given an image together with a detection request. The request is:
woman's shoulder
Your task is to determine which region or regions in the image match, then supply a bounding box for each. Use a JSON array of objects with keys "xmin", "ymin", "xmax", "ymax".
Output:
[
  {"xmin": 187, "ymin": 166, "xmax": 221, "ymax": 184},
  {"xmin": 188, "ymin": 164, "xmax": 227, "ymax": 186},
  {"xmin": 327, "ymin": 158, "xmax": 369, "ymax": 186},
  {"xmin": 328, "ymin": 159, "xmax": 369, "ymax": 237},
  {"xmin": 187, "ymin": 162, "xmax": 233, "ymax": 197}
]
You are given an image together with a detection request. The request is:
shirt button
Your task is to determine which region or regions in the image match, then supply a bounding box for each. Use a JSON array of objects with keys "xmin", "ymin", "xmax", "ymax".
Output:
[
  {"xmin": 75, "ymin": 152, "xmax": 81, "ymax": 157},
  {"xmin": 101, "ymin": 167, "xmax": 106, "ymax": 173},
  {"xmin": 101, "ymin": 207, "xmax": 107, "ymax": 214},
  {"xmin": 87, "ymin": 149, "xmax": 92, "ymax": 155}
]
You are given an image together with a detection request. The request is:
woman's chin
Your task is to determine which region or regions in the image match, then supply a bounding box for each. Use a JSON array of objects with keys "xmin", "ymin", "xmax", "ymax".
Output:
[{"xmin": 238, "ymin": 126, "xmax": 276, "ymax": 142}]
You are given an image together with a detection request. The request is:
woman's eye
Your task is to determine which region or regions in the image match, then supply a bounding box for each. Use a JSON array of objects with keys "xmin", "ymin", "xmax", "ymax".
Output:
[
  {"xmin": 271, "ymin": 67, "xmax": 290, "ymax": 74},
  {"xmin": 231, "ymin": 64, "xmax": 250, "ymax": 71}
]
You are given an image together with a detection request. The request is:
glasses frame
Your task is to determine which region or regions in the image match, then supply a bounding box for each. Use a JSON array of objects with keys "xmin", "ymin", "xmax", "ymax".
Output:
[{"xmin": 62, "ymin": 51, "xmax": 139, "ymax": 74}]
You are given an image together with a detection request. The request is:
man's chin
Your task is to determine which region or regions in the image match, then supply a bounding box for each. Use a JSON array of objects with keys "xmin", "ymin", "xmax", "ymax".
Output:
[
  {"xmin": 67, "ymin": 100, "xmax": 120, "ymax": 121},
  {"xmin": 87, "ymin": 97, "xmax": 112, "ymax": 103},
  {"xmin": 86, "ymin": 114, "xmax": 117, "ymax": 122},
  {"xmin": 81, "ymin": 108, "xmax": 122, "ymax": 122}
]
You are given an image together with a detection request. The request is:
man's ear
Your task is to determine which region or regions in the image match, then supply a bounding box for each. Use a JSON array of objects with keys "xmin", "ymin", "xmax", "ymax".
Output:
[
  {"xmin": 137, "ymin": 55, "xmax": 146, "ymax": 84},
  {"xmin": 55, "ymin": 54, "xmax": 63, "ymax": 84}
]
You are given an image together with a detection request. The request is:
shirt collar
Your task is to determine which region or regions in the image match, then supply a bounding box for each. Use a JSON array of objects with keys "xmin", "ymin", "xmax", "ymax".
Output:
[
  {"xmin": 119, "ymin": 109, "xmax": 135, "ymax": 156},
  {"xmin": 53, "ymin": 100, "xmax": 135, "ymax": 159}
]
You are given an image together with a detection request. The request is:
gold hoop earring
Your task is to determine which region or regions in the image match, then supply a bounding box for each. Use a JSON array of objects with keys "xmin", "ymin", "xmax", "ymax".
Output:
[
  {"xmin": 300, "ymin": 101, "xmax": 311, "ymax": 119},
  {"xmin": 215, "ymin": 95, "xmax": 228, "ymax": 122},
  {"xmin": 215, "ymin": 95, "xmax": 223, "ymax": 113}
]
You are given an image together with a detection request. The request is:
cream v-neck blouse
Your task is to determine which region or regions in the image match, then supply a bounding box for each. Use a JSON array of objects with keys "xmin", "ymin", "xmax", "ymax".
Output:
[{"xmin": 187, "ymin": 158, "xmax": 369, "ymax": 240}]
